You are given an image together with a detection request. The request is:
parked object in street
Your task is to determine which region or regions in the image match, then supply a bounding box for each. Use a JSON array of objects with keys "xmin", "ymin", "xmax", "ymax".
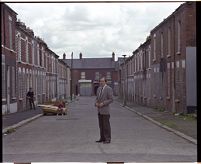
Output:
[{"xmin": 38, "ymin": 101, "xmax": 68, "ymax": 115}]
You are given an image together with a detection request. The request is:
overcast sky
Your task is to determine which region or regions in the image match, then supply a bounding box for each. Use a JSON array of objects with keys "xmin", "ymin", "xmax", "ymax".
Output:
[{"xmin": 7, "ymin": 2, "xmax": 183, "ymax": 60}]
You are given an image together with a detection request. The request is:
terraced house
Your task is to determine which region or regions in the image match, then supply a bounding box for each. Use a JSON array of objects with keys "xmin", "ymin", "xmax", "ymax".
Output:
[
  {"xmin": 1, "ymin": 3, "xmax": 71, "ymax": 115},
  {"xmin": 1, "ymin": 3, "xmax": 17, "ymax": 114},
  {"xmin": 119, "ymin": 2, "xmax": 196, "ymax": 114}
]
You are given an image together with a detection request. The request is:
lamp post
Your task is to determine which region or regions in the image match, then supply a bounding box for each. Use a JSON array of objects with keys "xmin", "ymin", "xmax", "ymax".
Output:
[
  {"xmin": 122, "ymin": 55, "xmax": 127, "ymax": 106},
  {"xmin": 70, "ymin": 52, "xmax": 73, "ymax": 101}
]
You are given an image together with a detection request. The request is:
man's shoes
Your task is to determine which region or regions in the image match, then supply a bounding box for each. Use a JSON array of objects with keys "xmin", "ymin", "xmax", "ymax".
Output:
[
  {"xmin": 103, "ymin": 140, "xmax": 110, "ymax": 144},
  {"xmin": 96, "ymin": 140, "xmax": 104, "ymax": 143}
]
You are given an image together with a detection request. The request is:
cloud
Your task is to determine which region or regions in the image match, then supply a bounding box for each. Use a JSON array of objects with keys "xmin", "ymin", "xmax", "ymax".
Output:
[{"xmin": 7, "ymin": 2, "xmax": 184, "ymax": 60}]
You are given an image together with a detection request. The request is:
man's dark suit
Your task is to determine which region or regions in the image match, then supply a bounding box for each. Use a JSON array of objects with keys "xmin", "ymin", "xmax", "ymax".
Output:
[{"xmin": 95, "ymin": 85, "xmax": 113, "ymax": 142}]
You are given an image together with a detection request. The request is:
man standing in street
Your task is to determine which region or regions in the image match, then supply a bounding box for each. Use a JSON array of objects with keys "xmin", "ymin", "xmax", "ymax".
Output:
[
  {"xmin": 26, "ymin": 88, "xmax": 35, "ymax": 110},
  {"xmin": 95, "ymin": 77, "xmax": 113, "ymax": 144}
]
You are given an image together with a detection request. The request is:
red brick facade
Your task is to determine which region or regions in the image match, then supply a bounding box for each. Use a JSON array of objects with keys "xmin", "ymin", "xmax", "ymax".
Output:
[
  {"xmin": 1, "ymin": 3, "xmax": 17, "ymax": 114},
  {"xmin": 1, "ymin": 3, "xmax": 70, "ymax": 114},
  {"xmin": 120, "ymin": 2, "xmax": 196, "ymax": 114}
]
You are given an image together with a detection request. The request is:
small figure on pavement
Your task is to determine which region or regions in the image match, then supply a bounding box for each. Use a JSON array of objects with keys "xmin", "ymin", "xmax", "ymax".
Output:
[
  {"xmin": 57, "ymin": 100, "xmax": 65, "ymax": 116},
  {"xmin": 26, "ymin": 87, "xmax": 35, "ymax": 110},
  {"xmin": 95, "ymin": 77, "xmax": 113, "ymax": 144}
]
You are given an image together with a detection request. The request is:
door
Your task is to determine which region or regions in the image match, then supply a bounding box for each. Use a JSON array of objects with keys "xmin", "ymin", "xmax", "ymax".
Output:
[{"xmin": 80, "ymin": 82, "xmax": 92, "ymax": 96}]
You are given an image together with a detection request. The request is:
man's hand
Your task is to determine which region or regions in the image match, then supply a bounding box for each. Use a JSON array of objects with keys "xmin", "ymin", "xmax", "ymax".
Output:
[
  {"xmin": 99, "ymin": 102, "xmax": 104, "ymax": 108},
  {"xmin": 95, "ymin": 103, "xmax": 99, "ymax": 107}
]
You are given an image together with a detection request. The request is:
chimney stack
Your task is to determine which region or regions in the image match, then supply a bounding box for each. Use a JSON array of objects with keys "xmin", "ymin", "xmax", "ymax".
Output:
[
  {"xmin": 79, "ymin": 52, "xmax": 82, "ymax": 59},
  {"xmin": 63, "ymin": 53, "xmax": 66, "ymax": 59}
]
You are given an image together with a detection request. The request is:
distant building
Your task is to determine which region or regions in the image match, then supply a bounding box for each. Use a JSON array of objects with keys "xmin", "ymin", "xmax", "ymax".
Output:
[{"xmin": 62, "ymin": 52, "xmax": 119, "ymax": 96}]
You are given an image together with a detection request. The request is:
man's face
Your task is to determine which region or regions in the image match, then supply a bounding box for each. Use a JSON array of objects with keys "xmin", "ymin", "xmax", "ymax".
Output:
[{"xmin": 99, "ymin": 79, "xmax": 106, "ymax": 87}]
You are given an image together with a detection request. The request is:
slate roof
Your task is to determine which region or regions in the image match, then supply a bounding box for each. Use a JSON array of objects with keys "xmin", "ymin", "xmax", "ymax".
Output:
[{"xmin": 63, "ymin": 58, "xmax": 116, "ymax": 69}]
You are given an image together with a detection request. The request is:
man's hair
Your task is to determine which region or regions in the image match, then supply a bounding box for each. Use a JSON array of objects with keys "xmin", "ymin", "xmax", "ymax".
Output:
[{"xmin": 99, "ymin": 76, "xmax": 107, "ymax": 82}]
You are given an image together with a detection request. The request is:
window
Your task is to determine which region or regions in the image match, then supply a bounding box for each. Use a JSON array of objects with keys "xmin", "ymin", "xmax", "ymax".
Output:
[
  {"xmin": 2, "ymin": 55, "xmax": 6, "ymax": 100},
  {"xmin": 153, "ymin": 33, "xmax": 156, "ymax": 60},
  {"xmin": 135, "ymin": 54, "xmax": 137, "ymax": 72},
  {"xmin": 12, "ymin": 66, "xmax": 16, "ymax": 98},
  {"xmin": 141, "ymin": 52, "xmax": 143, "ymax": 70},
  {"xmin": 16, "ymin": 33, "xmax": 21, "ymax": 62},
  {"xmin": 18, "ymin": 68, "xmax": 21, "ymax": 98},
  {"xmin": 106, "ymin": 72, "xmax": 111, "ymax": 80},
  {"xmin": 148, "ymin": 46, "xmax": 151, "ymax": 68},
  {"xmin": 8, "ymin": 16, "xmax": 13, "ymax": 50},
  {"xmin": 167, "ymin": 63, "xmax": 170, "ymax": 97},
  {"xmin": 25, "ymin": 37, "xmax": 28, "ymax": 63},
  {"xmin": 168, "ymin": 28, "xmax": 171, "ymax": 56},
  {"xmin": 81, "ymin": 72, "xmax": 85, "ymax": 79},
  {"xmin": 95, "ymin": 72, "xmax": 99, "ymax": 80},
  {"xmin": 39, "ymin": 48, "xmax": 42, "ymax": 67},
  {"xmin": 177, "ymin": 21, "xmax": 181, "ymax": 53},
  {"xmin": 37, "ymin": 44, "xmax": 39, "ymax": 66},
  {"xmin": 32, "ymin": 40, "xmax": 35, "ymax": 65},
  {"xmin": 42, "ymin": 47, "xmax": 44, "ymax": 67},
  {"xmin": 161, "ymin": 32, "xmax": 164, "ymax": 58}
]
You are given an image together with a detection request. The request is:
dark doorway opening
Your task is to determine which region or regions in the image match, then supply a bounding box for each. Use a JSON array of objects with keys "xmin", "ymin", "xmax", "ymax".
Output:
[{"xmin": 94, "ymin": 85, "xmax": 99, "ymax": 96}]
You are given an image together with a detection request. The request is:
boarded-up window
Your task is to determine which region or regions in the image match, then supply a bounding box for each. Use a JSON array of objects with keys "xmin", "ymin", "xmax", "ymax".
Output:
[
  {"xmin": 2, "ymin": 55, "xmax": 6, "ymax": 99},
  {"xmin": 12, "ymin": 66, "xmax": 16, "ymax": 98}
]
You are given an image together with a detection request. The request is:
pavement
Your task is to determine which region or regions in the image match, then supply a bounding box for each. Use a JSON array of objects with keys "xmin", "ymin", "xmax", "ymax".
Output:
[
  {"xmin": 2, "ymin": 107, "xmax": 43, "ymax": 134},
  {"xmin": 2, "ymin": 96, "xmax": 197, "ymax": 162},
  {"xmin": 119, "ymin": 99, "xmax": 197, "ymax": 143}
]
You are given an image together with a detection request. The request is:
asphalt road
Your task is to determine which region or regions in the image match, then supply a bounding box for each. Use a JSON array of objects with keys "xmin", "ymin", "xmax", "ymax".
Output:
[{"xmin": 3, "ymin": 97, "xmax": 197, "ymax": 162}]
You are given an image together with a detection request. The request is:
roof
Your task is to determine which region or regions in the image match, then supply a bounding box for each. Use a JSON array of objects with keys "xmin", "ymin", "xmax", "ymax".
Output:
[
  {"xmin": 151, "ymin": 2, "xmax": 187, "ymax": 33},
  {"xmin": 62, "ymin": 58, "xmax": 116, "ymax": 69}
]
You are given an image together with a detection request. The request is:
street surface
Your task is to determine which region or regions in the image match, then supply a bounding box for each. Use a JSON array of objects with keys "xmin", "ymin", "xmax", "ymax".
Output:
[{"xmin": 3, "ymin": 97, "xmax": 197, "ymax": 162}]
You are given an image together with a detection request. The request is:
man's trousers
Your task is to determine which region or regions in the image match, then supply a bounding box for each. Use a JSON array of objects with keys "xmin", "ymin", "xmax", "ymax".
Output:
[{"xmin": 98, "ymin": 113, "xmax": 111, "ymax": 141}]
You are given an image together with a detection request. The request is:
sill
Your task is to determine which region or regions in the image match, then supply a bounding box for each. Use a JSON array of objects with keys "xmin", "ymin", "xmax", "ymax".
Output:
[
  {"xmin": 147, "ymin": 68, "xmax": 151, "ymax": 71},
  {"xmin": 166, "ymin": 97, "xmax": 170, "ymax": 100},
  {"xmin": 12, "ymin": 97, "xmax": 17, "ymax": 100},
  {"xmin": 175, "ymin": 99, "xmax": 180, "ymax": 103},
  {"xmin": 167, "ymin": 55, "xmax": 171, "ymax": 58},
  {"xmin": 152, "ymin": 59, "xmax": 156, "ymax": 62},
  {"xmin": 176, "ymin": 52, "xmax": 181, "ymax": 55},
  {"xmin": 19, "ymin": 98, "xmax": 23, "ymax": 101},
  {"xmin": 153, "ymin": 95, "xmax": 157, "ymax": 98}
]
